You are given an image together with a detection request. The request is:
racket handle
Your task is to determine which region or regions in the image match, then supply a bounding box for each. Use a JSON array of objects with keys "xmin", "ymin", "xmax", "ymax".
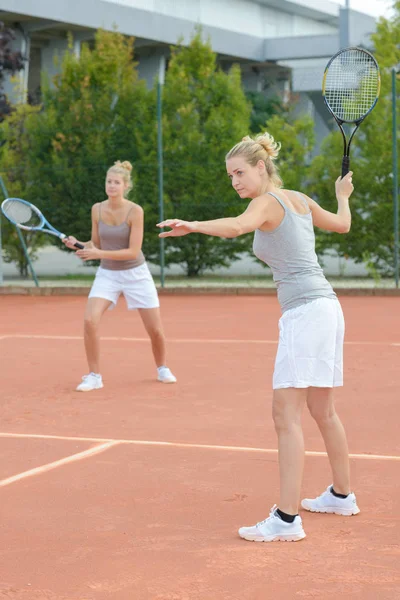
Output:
[
  {"xmin": 341, "ymin": 156, "xmax": 350, "ymax": 178},
  {"xmin": 74, "ymin": 242, "xmax": 85, "ymax": 249}
]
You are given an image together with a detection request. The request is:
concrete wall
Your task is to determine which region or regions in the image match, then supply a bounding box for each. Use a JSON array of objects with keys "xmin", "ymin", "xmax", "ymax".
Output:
[
  {"xmin": 41, "ymin": 38, "xmax": 71, "ymax": 84},
  {"xmin": 0, "ymin": 246, "xmax": 368, "ymax": 279},
  {"xmin": 2, "ymin": 29, "xmax": 26, "ymax": 104}
]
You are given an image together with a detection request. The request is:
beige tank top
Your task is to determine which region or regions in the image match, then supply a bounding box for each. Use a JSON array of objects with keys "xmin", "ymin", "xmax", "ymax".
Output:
[{"xmin": 98, "ymin": 203, "xmax": 145, "ymax": 271}]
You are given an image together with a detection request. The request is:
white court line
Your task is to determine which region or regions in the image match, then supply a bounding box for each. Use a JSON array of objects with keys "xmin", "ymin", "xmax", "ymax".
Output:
[
  {"xmin": 0, "ymin": 441, "xmax": 117, "ymax": 488},
  {"xmin": 6, "ymin": 334, "xmax": 273, "ymax": 344},
  {"xmin": 0, "ymin": 334, "xmax": 399, "ymax": 346},
  {"xmin": 0, "ymin": 432, "xmax": 399, "ymax": 462}
]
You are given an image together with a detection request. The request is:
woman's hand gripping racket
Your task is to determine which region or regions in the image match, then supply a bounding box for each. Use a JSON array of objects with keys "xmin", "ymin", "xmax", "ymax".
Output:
[
  {"xmin": 322, "ymin": 47, "xmax": 380, "ymax": 178},
  {"xmin": 1, "ymin": 197, "xmax": 84, "ymax": 249}
]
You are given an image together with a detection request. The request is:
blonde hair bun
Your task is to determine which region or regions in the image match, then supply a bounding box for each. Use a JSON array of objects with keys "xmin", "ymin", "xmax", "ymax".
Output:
[
  {"xmin": 254, "ymin": 133, "xmax": 281, "ymax": 160},
  {"xmin": 114, "ymin": 160, "xmax": 133, "ymax": 172}
]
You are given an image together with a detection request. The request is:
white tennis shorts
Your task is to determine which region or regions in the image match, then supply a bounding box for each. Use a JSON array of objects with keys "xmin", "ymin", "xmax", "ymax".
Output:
[
  {"xmin": 273, "ymin": 297, "xmax": 344, "ymax": 389},
  {"xmin": 89, "ymin": 263, "xmax": 160, "ymax": 310}
]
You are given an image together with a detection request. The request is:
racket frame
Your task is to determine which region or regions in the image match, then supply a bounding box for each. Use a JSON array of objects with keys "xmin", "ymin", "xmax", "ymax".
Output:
[
  {"xmin": 1, "ymin": 198, "xmax": 84, "ymax": 249},
  {"xmin": 322, "ymin": 46, "xmax": 381, "ymax": 177}
]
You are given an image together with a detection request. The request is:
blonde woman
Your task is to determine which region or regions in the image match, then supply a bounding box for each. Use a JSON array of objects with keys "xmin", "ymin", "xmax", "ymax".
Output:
[
  {"xmin": 63, "ymin": 160, "xmax": 176, "ymax": 391},
  {"xmin": 157, "ymin": 134, "xmax": 359, "ymax": 542}
]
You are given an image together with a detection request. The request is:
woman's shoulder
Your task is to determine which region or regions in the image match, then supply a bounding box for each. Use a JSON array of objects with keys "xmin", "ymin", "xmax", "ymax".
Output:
[
  {"xmin": 279, "ymin": 188, "xmax": 303, "ymax": 196},
  {"xmin": 281, "ymin": 188, "xmax": 310, "ymax": 199},
  {"xmin": 92, "ymin": 200, "xmax": 109, "ymax": 207},
  {"xmin": 125, "ymin": 200, "xmax": 143, "ymax": 215},
  {"xmin": 91, "ymin": 201, "xmax": 103, "ymax": 219}
]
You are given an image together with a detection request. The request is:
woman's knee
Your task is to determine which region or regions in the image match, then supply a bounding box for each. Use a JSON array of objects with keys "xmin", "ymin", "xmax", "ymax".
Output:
[
  {"xmin": 306, "ymin": 388, "xmax": 336, "ymax": 425},
  {"xmin": 148, "ymin": 326, "xmax": 165, "ymax": 343},
  {"xmin": 272, "ymin": 399, "xmax": 302, "ymax": 433},
  {"xmin": 308, "ymin": 402, "xmax": 336, "ymax": 426},
  {"xmin": 273, "ymin": 389, "xmax": 305, "ymax": 426},
  {"xmin": 83, "ymin": 299, "xmax": 110, "ymax": 332},
  {"xmin": 83, "ymin": 313, "xmax": 101, "ymax": 332}
]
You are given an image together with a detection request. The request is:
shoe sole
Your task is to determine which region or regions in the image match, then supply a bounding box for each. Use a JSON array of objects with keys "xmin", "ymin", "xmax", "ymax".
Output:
[
  {"xmin": 240, "ymin": 533, "xmax": 306, "ymax": 542},
  {"xmin": 301, "ymin": 504, "xmax": 360, "ymax": 516},
  {"xmin": 76, "ymin": 384, "xmax": 104, "ymax": 392},
  {"xmin": 157, "ymin": 378, "xmax": 177, "ymax": 384}
]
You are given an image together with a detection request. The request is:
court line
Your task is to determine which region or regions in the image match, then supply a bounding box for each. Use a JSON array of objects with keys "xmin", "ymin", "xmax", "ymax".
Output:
[
  {"xmin": 0, "ymin": 334, "xmax": 399, "ymax": 346},
  {"xmin": 0, "ymin": 432, "xmax": 399, "ymax": 462},
  {"xmin": 0, "ymin": 441, "xmax": 117, "ymax": 488}
]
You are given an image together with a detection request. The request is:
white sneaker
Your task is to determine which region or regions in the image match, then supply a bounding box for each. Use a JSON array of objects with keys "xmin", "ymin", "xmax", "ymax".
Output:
[
  {"xmin": 76, "ymin": 373, "xmax": 104, "ymax": 392},
  {"xmin": 157, "ymin": 366, "xmax": 177, "ymax": 384},
  {"xmin": 301, "ymin": 485, "xmax": 360, "ymax": 516},
  {"xmin": 238, "ymin": 505, "xmax": 306, "ymax": 542}
]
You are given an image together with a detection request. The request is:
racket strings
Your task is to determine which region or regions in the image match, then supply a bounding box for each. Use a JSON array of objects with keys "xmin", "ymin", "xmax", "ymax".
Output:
[
  {"xmin": 324, "ymin": 49, "xmax": 379, "ymax": 122},
  {"xmin": 3, "ymin": 199, "xmax": 41, "ymax": 228}
]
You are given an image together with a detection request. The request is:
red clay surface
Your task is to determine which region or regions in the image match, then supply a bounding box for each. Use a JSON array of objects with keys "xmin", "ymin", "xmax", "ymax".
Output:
[{"xmin": 0, "ymin": 295, "xmax": 399, "ymax": 599}]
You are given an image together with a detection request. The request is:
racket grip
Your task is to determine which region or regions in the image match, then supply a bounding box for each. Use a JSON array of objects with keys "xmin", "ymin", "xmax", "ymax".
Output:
[
  {"xmin": 341, "ymin": 156, "xmax": 350, "ymax": 178},
  {"xmin": 74, "ymin": 242, "xmax": 85, "ymax": 249}
]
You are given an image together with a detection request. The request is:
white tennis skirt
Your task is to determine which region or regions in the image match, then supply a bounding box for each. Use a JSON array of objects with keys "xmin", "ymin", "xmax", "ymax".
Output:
[
  {"xmin": 88, "ymin": 263, "xmax": 160, "ymax": 310},
  {"xmin": 273, "ymin": 297, "xmax": 344, "ymax": 389}
]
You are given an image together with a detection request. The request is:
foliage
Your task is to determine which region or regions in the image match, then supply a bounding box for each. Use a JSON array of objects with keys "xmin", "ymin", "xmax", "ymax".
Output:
[
  {"xmin": 246, "ymin": 90, "xmax": 285, "ymax": 134},
  {"xmin": 263, "ymin": 113, "xmax": 315, "ymax": 191},
  {"xmin": 25, "ymin": 29, "xmax": 151, "ymax": 260},
  {"xmin": 0, "ymin": 104, "xmax": 47, "ymax": 276},
  {"xmin": 307, "ymin": 1, "xmax": 400, "ymax": 274},
  {"xmin": 148, "ymin": 30, "xmax": 252, "ymax": 276}
]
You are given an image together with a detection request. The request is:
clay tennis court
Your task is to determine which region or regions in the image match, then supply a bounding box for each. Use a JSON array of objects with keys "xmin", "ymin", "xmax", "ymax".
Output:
[{"xmin": 0, "ymin": 293, "xmax": 399, "ymax": 599}]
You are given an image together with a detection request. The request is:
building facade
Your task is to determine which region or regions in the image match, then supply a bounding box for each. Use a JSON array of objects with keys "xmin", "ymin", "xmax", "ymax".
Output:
[{"xmin": 1, "ymin": 0, "xmax": 377, "ymax": 143}]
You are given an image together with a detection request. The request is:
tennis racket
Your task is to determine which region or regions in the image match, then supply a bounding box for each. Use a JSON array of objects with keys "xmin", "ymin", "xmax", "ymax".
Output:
[
  {"xmin": 322, "ymin": 46, "xmax": 381, "ymax": 177},
  {"xmin": 1, "ymin": 197, "xmax": 84, "ymax": 249}
]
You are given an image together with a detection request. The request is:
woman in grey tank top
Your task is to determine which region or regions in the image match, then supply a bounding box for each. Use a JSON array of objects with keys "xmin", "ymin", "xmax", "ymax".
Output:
[
  {"xmin": 158, "ymin": 133, "xmax": 360, "ymax": 542},
  {"xmin": 62, "ymin": 160, "xmax": 177, "ymax": 390}
]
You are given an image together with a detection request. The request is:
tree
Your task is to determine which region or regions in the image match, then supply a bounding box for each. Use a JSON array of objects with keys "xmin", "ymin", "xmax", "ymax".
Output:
[
  {"xmin": 307, "ymin": 2, "xmax": 400, "ymax": 275},
  {"xmin": 350, "ymin": 1, "xmax": 400, "ymax": 276},
  {"xmin": 246, "ymin": 90, "xmax": 284, "ymax": 134},
  {"xmin": 151, "ymin": 30, "xmax": 251, "ymax": 276},
  {"xmin": 306, "ymin": 131, "xmax": 363, "ymax": 264},
  {"xmin": 26, "ymin": 29, "xmax": 151, "ymax": 256},
  {"xmin": 262, "ymin": 113, "xmax": 315, "ymax": 191},
  {"xmin": 0, "ymin": 103, "xmax": 47, "ymax": 276},
  {"xmin": 0, "ymin": 22, "xmax": 25, "ymax": 121}
]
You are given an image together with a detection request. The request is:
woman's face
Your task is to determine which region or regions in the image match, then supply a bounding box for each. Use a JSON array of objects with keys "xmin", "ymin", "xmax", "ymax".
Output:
[
  {"xmin": 226, "ymin": 157, "xmax": 265, "ymax": 199},
  {"xmin": 105, "ymin": 172, "xmax": 127, "ymax": 198}
]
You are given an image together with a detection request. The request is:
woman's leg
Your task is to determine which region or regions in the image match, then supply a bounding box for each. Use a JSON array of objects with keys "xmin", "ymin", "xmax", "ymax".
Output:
[
  {"xmin": 306, "ymin": 387, "xmax": 351, "ymax": 495},
  {"xmin": 83, "ymin": 297, "xmax": 112, "ymax": 373},
  {"xmin": 272, "ymin": 387, "xmax": 307, "ymax": 515},
  {"xmin": 138, "ymin": 307, "xmax": 166, "ymax": 367}
]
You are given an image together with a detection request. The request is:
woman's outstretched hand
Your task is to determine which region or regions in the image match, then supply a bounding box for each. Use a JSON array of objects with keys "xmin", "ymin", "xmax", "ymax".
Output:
[{"xmin": 157, "ymin": 219, "xmax": 197, "ymax": 238}]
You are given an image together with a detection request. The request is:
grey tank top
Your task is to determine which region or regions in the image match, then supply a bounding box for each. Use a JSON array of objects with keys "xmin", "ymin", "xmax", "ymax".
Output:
[
  {"xmin": 98, "ymin": 203, "xmax": 145, "ymax": 271},
  {"xmin": 252, "ymin": 192, "xmax": 336, "ymax": 313}
]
